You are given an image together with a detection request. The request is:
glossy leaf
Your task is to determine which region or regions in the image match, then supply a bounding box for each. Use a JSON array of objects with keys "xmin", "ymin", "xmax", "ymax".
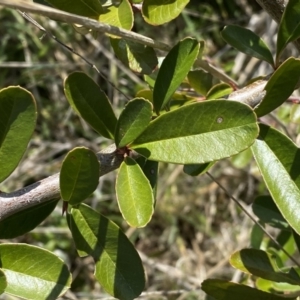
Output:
[
  {"xmin": 0, "ymin": 270, "xmax": 7, "ymax": 295},
  {"xmin": 0, "ymin": 87, "xmax": 36, "ymax": 183},
  {"xmin": 69, "ymin": 204, "xmax": 145, "ymax": 299},
  {"xmin": 0, "ymin": 199, "xmax": 59, "ymax": 239},
  {"xmin": 64, "ymin": 72, "xmax": 117, "ymax": 139},
  {"xmin": 116, "ymin": 157, "xmax": 154, "ymax": 227},
  {"xmin": 153, "ymin": 38, "xmax": 199, "ymax": 113},
  {"xmin": 110, "ymin": 38, "xmax": 158, "ymax": 74},
  {"xmin": 206, "ymin": 83, "xmax": 233, "ymax": 100},
  {"xmin": 183, "ymin": 162, "xmax": 214, "ymax": 176},
  {"xmin": 142, "ymin": 0, "xmax": 189, "ymax": 25},
  {"xmin": 99, "ymin": 0, "xmax": 133, "ymax": 32},
  {"xmin": 115, "ymin": 98, "xmax": 153, "ymax": 148},
  {"xmin": 251, "ymin": 124, "xmax": 300, "ymax": 235},
  {"xmin": 0, "ymin": 244, "xmax": 71, "ymax": 300},
  {"xmin": 60, "ymin": 147, "xmax": 100, "ymax": 205},
  {"xmin": 254, "ymin": 58, "xmax": 300, "ymax": 117},
  {"xmin": 45, "ymin": 0, "xmax": 102, "ymax": 18},
  {"xmin": 132, "ymin": 100, "xmax": 258, "ymax": 164},
  {"xmin": 221, "ymin": 25, "xmax": 274, "ymax": 66},
  {"xmin": 252, "ymin": 195, "xmax": 288, "ymax": 230},
  {"xmin": 188, "ymin": 69, "xmax": 214, "ymax": 96},
  {"xmin": 277, "ymin": 0, "xmax": 300, "ymax": 62},
  {"xmin": 230, "ymin": 248, "xmax": 300, "ymax": 285},
  {"xmin": 202, "ymin": 279, "xmax": 294, "ymax": 300}
]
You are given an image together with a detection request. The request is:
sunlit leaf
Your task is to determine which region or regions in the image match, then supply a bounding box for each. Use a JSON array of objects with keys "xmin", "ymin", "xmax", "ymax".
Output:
[
  {"xmin": 206, "ymin": 83, "xmax": 233, "ymax": 100},
  {"xmin": 0, "ymin": 199, "xmax": 59, "ymax": 239},
  {"xmin": 0, "ymin": 244, "xmax": 71, "ymax": 300},
  {"xmin": 0, "ymin": 87, "xmax": 36, "ymax": 183},
  {"xmin": 132, "ymin": 100, "xmax": 258, "ymax": 164},
  {"xmin": 230, "ymin": 248, "xmax": 300, "ymax": 285},
  {"xmin": 277, "ymin": 0, "xmax": 300, "ymax": 63},
  {"xmin": 153, "ymin": 38, "xmax": 199, "ymax": 113},
  {"xmin": 69, "ymin": 204, "xmax": 145, "ymax": 299},
  {"xmin": 221, "ymin": 25, "xmax": 274, "ymax": 66},
  {"xmin": 255, "ymin": 57, "xmax": 300, "ymax": 117},
  {"xmin": 99, "ymin": 0, "xmax": 133, "ymax": 33},
  {"xmin": 64, "ymin": 72, "xmax": 117, "ymax": 139},
  {"xmin": 60, "ymin": 147, "xmax": 100, "ymax": 205},
  {"xmin": 251, "ymin": 124, "xmax": 300, "ymax": 235},
  {"xmin": 202, "ymin": 279, "xmax": 295, "ymax": 300},
  {"xmin": 115, "ymin": 98, "xmax": 153, "ymax": 148},
  {"xmin": 110, "ymin": 38, "xmax": 158, "ymax": 74},
  {"xmin": 142, "ymin": 0, "xmax": 189, "ymax": 25},
  {"xmin": 116, "ymin": 157, "xmax": 154, "ymax": 227}
]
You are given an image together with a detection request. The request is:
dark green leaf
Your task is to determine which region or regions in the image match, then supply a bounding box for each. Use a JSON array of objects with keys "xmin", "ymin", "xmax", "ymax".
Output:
[
  {"xmin": 254, "ymin": 58, "xmax": 300, "ymax": 117},
  {"xmin": 277, "ymin": 0, "xmax": 300, "ymax": 63},
  {"xmin": 251, "ymin": 124, "xmax": 300, "ymax": 235},
  {"xmin": 0, "ymin": 199, "xmax": 58, "ymax": 239},
  {"xmin": 183, "ymin": 162, "xmax": 214, "ymax": 176},
  {"xmin": 230, "ymin": 248, "xmax": 300, "ymax": 285},
  {"xmin": 110, "ymin": 38, "xmax": 158, "ymax": 74},
  {"xmin": 142, "ymin": 159, "xmax": 158, "ymax": 202},
  {"xmin": 60, "ymin": 147, "xmax": 100, "ymax": 205},
  {"xmin": 69, "ymin": 204, "xmax": 145, "ymax": 299},
  {"xmin": 142, "ymin": 0, "xmax": 189, "ymax": 25},
  {"xmin": 293, "ymin": 230, "xmax": 300, "ymax": 256},
  {"xmin": 250, "ymin": 223, "xmax": 265, "ymax": 249},
  {"xmin": 116, "ymin": 157, "xmax": 154, "ymax": 227},
  {"xmin": 188, "ymin": 69, "xmax": 214, "ymax": 96},
  {"xmin": 202, "ymin": 279, "xmax": 295, "ymax": 300},
  {"xmin": 64, "ymin": 72, "xmax": 117, "ymax": 139},
  {"xmin": 132, "ymin": 100, "xmax": 258, "ymax": 164},
  {"xmin": 115, "ymin": 98, "xmax": 153, "ymax": 148},
  {"xmin": 153, "ymin": 38, "xmax": 199, "ymax": 113},
  {"xmin": 45, "ymin": 0, "xmax": 102, "ymax": 18},
  {"xmin": 221, "ymin": 25, "xmax": 274, "ymax": 66},
  {"xmin": 0, "ymin": 244, "xmax": 71, "ymax": 300},
  {"xmin": 252, "ymin": 195, "xmax": 289, "ymax": 229},
  {"xmin": 0, "ymin": 270, "xmax": 7, "ymax": 295},
  {"xmin": 0, "ymin": 87, "xmax": 36, "ymax": 183}
]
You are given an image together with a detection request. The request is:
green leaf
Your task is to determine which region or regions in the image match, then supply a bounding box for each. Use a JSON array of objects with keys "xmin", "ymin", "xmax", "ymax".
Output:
[
  {"xmin": 277, "ymin": 0, "xmax": 300, "ymax": 63},
  {"xmin": 230, "ymin": 248, "xmax": 300, "ymax": 285},
  {"xmin": 251, "ymin": 124, "xmax": 300, "ymax": 235},
  {"xmin": 116, "ymin": 157, "xmax": 154, "ymax": 227},
  {"xmin": 99, "ymin": 0, "xmax": 133, "ymax": 32},
  {"xmin": 64, "ymin": 72, "xmax": 117, "ymax": 139},
  {"xmin": 257, "ymin": 276, "xmax": 300, "ymax": 293},
  {"xmin": 60, "ymin": 147, "xmax": 100, "ymax": 205},
  {"xmin": 252, "ymin": 195, "xmax": 289, "ymax": 230},
  {"xmin": 202, "ymin": 279, "xmax": 295, "ymax": 300},
  {"xmin": 142, "ymin": 0, "xmax": 189, "ymax": 25},
  {"xmin": 69, "ymin": 204, "xmax": 145, "ymax": 299},
  {"xmin": 110, "ymin": 38, "xmax": 158, "ymax": 74},
  {"xmin": 0, "ymin": 244, "xmax": 71, "ymax": 300},
  {"xmin": 0, "ymin": 199, "xmax": 59, "ymax": 239},
  {"xmin": 290, "ymin": 104, "xmax": 300, "ymax": 124},
  {"xmin": 206, "ymin": 83, "xmax": 233, "ymax": 100},
  {"xmin": 221, "ymin": 25, "xmax": 274, "ymax": 66},
  {"xmin": 115, "ymin": 98, "xmax": 153, "ymax": 148},
  {"xmin": 250, "ymin": 223, "xmax": 265, "ymax": 249},
  {"xmin": 183, "ymin": 162, "xmax": 214, "ymax": 176},
  {"xmin": 188, "ymin": 69, "xmax": 214, "ymax": 96},
  {"xmin": 0, "ymin": 87, "xmax": 36, "ymax": 183},
  {"xmin": 231, "ymin": 147, "xmax": 252, "ymax": 169},
  {"xmin": 153, "ymin": 38, "xmax": 200, "ymax": 114},
  {"xmin": 142, "ymin": 159, "xmax": 158, "ymax": 201},
  {"xmin": 0, "ymin": 270, "xmax": 7, "ymax": 295},
  {"xmin": 45, "ymin": 0, "xmax": 102, "ymax": 18},
  {"xmin": 132, "ymin": 100, "xmax": 258, "ymax": 164},
  {"xmin": 254, "ymin": 58, "xmax": 300, "ymax": 117}
]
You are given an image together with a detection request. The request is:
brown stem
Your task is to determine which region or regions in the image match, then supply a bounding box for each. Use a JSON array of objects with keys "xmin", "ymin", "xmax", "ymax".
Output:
[{"xmin": 0, "ymin": 144, "xmax": 123, "ymax": 221}]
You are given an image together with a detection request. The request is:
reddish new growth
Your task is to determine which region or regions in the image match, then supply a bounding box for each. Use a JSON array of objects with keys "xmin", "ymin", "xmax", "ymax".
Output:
[{"xmin": 115, "ymin": 146, "xmax": 132, "ymax": 158}]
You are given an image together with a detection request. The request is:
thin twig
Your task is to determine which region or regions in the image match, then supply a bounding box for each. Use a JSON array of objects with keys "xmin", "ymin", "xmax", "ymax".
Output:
[{"xmin": 206, "ymin": 172, "xmax": 300, "ymax": 268}]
